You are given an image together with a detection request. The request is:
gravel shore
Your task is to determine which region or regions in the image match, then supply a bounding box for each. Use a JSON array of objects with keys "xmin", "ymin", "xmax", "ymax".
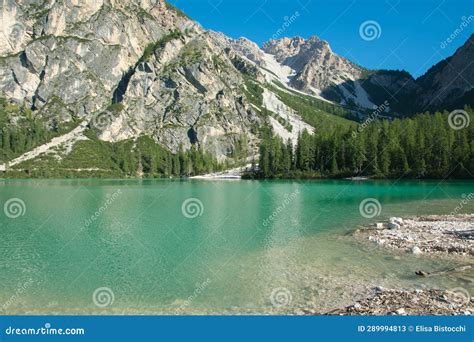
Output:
[
  {"xmin": 334, "ymin": 214, "xmax": 473, "ymax": 316},
  {"xmin": 325, "ymin": 287, "xmax": 473, "ymax": 315},
  {"xmin": 354, "ymin": 214, "xmax": 474, "ymax": 256}
]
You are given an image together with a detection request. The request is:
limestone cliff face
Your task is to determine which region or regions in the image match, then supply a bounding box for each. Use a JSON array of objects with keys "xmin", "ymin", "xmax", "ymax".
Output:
[
  {"xmin": 108, "ymin": 30, "xmax": 261, "ymax": 157},
  {"xmin": 0, "ymin": 0, "xmax": 262, "ymax": 159},
  {"xmin": 263, "ymin": 37, "xmax": 366, "ymax": 99}
]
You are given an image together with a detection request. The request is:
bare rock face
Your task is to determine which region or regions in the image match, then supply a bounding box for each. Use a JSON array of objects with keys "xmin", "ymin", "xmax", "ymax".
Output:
[
  {"xmin": 0, "ymin": 0, "xmax": 261, "ymax": 160},
  {"xmin": 113, "ymin": 31, "xmax": 261, "ymax": 157},
  {"xmin": 355, "ymin": 214, "xmax": 474, "ymax": 256},
  {"xmin": 264, "ymin": 36, "xmax": 364, "ymax": 89},
  {"xmin": 416, "ymin": 34, "xmax": 474, "ymax": 111},
  {"xmin": 263, "ymin": 36, "xmax": 306, "ymax": 65},
  {"xmin": 262, "ymin": 34, "xmax": 474, "ymax": 113}
]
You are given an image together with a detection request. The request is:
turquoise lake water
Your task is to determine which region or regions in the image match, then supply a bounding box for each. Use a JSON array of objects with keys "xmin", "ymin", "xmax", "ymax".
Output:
[{"xmin": 0, "ymin": 179, "xmax": 473, "ymax": 314}]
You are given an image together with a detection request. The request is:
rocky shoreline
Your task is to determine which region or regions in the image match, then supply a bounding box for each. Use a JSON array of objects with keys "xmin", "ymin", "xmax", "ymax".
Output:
[
  {"xmin": 354, "ymin": 214, "xmax": 474, "ymax": 256},
  {"xmin": 324, "ymin": 287, "xmax": 472, "ymax": 316},
  {"xmin": 330, "ymin": 214, "xmax": 473, "ymax": 316}
]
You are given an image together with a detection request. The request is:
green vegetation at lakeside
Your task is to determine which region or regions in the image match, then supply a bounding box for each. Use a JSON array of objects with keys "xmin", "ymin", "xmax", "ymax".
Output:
[
  {"xmin": 0, "ymin": 98, "xmax": 77, "ymax": 164},
  {"xmin": 249, "ymin": 107, "xmax": 474, "ymax": 180},
  {"xmin": 2, "ymin": 133, "xmax": 229, "ymax": 179},
  {"xmin": 1, "ymin": 88, "xmax": 472, "ymax": 180}
]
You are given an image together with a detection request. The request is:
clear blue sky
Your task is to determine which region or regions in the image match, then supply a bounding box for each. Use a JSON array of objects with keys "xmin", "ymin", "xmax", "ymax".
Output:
[{"xmin": 168, "ymin": 0, "xmax": 473, "ymax": 78}]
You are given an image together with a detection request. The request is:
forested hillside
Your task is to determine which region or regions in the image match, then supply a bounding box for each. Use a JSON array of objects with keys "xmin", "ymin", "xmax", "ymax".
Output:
[{"xmin": 254, "ymin": 107, "xmax": 473, "ymax": 179}]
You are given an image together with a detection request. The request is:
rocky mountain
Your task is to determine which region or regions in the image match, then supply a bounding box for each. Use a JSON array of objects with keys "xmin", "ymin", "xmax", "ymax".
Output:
[
  {"xmin": 262, "ymin": 34, "xmax": 474, "ymax": 115},
  {"xmin": 416, "ymin": 34, "xmax": 474, "ymax": 111},
  {"xmin": 262, "ymin": 36, "xmax": 374, "ymax": 109},
  {"xmin": 1, "ymin": 0, "xmax": 329, "ymax": 176},
  {"xmin": 0, "ymin": 1, "xmax": 472, "ymax": 176},
  {"xmin": 0, "ymin": 0, "xmax": 267, "ymax": 165}
]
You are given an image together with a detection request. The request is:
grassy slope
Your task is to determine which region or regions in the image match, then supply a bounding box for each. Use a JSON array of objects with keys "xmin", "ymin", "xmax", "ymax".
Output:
[
  {"xmin": 9, "ymin": 136, "xmax": 131, "ymax": 178},
  {"xmin": 242, "ymin": 77, "xmax": 355, "ymax": 131},
  {"xmin": 267, "ymin": 83, "xmax": 355, "ymax": 131}
]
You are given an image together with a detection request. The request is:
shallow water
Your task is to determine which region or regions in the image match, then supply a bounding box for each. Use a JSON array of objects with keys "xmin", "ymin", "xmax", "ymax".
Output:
[{"xmin": 0, "ymin": 179, "xmax": 472, "ymax": 314}]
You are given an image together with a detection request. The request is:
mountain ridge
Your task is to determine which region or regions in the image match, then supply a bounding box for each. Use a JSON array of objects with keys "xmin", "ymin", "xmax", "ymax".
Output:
[
  {"xmin": 260, "ymin": 33, "xmax": 473, "ymax": 114},
  {"xmin": 0, "ymin": 1, "xmax": 472, "ymax": 177}
]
